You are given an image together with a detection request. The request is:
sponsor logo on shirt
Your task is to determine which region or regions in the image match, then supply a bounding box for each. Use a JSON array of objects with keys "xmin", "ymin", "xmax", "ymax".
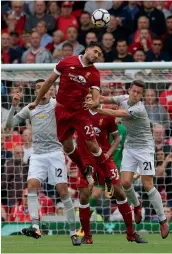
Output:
[
  {"xmin": 69, "ymin": 73, "xmax": 86, "ymax": 85},
  {"xmin": 34, "ymin": 113, "xmax": 49, "ymax": 119},
  {"xmin": 93, "ymin": 127, "xmax": 101, "ymax": 136}
]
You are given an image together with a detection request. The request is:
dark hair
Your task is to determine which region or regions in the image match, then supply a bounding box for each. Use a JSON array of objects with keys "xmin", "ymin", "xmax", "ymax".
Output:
[
  {"xmin": 152, "ymin": 35, "xmax": 162, "ymax": 42},
  {"xmin": 35, "ymin": 79, "xmax": 45, "ymax": 84},
  {"xmin": 166, "ymin": 15, "xmax": 172, "ymax": 21},
  {"xmin": 10, "ymin": 31, "xmax": 19, "ymax": 37},
  {"xmin": 62, "ymin": 42, "xmax": 73, "ymax": 50},
  {"xmin": 134, "ymin": 48, "xmax": 146, "ymax": 55},
  {"xmin": 86, "ymin": 41, "xmax": 104, "ymax": 52},
  {"xmin": 81, "ymin": 11, "xmax": 91, "ymax": 17},
  {"xmin": 117, "ymin": 39, "xmax": 128, "ymax": 45},
  {"xmin": 130, "ymin": 80, "xmax": 145, "ymax": 90}
]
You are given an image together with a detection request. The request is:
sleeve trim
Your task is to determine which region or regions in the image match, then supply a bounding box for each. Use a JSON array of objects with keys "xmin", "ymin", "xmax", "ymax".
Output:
[
  {"xmin": 91, "ymin": 86, "xmax": 100, "ymax": 91},
  {"xmin": 54, "ymin": 68, "xmax": 61, "ymax": 76},
  {"xmin": 111, "ymin": 130, "xmax": 118, "ymax": 135}
]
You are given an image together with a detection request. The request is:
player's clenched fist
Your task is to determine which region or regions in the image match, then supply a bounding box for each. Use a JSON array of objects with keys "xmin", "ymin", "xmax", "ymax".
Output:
[
  {"xmin": 28, "ymin": 101, "xmax": 38, "ymax": 110},
  {"xmin": 12, "ymin": 93, "xmax": 23, "ymax": 107}
]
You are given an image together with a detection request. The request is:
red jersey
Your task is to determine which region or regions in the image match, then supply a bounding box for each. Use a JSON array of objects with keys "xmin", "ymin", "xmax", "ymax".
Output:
[
  {"xmin": 77, "ymin": 111, "xmax": 118, "ymax": 163},
  {"xmin": 54, "ymin": 55, "xmax": 100, "ymax": 110}
]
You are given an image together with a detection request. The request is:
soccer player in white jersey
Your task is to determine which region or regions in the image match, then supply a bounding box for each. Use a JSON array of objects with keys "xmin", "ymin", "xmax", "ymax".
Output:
[
  {"xmin": 5, "ymin": 79, "xmax": 81, "ymax": 246},
  {"xmin": 85, "ymin": 80, "xmax": 169, "ymax": 239}
]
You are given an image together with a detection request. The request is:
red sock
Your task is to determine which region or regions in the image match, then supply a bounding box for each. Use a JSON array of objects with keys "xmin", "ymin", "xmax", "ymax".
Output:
[
  {"xmin": 92, "ymin": 149, "xmax": 111, "ymax": 178},
  {"xmin": 117, "ymin": 199, "xmax": 134, "ymax": 235},
  {"xmin": 79, "ymin": 204, "xmax": 91, "ymax": 237},
  {"xmin": 68, "ymin": 147, "xmax": 85, "ymax": 173}
]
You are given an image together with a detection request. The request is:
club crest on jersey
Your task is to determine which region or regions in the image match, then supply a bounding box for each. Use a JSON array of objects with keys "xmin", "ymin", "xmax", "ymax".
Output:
[
  {"xmin": 85, "ymin": 72, "xmax": 91, "ymax": 79},
  {"xmin": 93, "ymin": 127, "xmax": 101, "ymax": 136},
  {"xmin": 69, "ymin": 73, "xmax": 86, "ymax": 85},
  {"xmin": 99, "ymin": 118, "xmax": 103, "ymax": 126}
]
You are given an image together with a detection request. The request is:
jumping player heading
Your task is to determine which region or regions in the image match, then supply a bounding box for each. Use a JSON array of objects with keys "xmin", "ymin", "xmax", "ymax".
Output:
[{"xmin": 28, "ymin": 42, "xmax": 114, "ymax": 198}]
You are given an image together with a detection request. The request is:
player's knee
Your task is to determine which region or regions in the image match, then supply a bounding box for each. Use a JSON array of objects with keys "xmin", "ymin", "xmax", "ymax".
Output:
[
  {"xmin": 27, "ymin": 179, "xmax": 41, "ymax": 190},
  {"xmin": 91, "ymin": 189, "xmax": 102, "ymax": 200},
  {"xmin": 142, "ymin": 180, "xmax": 154, "ymax": 192},
  {"xmin": 57, "ymin": 183, "xmax": 68, "ymax": 198},
  {"xmin": 113, "ymin": 185, "xmax": 126, "ymax": 201},
  {"xmin": 62, "ymin": 139, "xmax": 74, "ymax": 154},
  {"xmin": 121, "ymin": 180, "xmax": 132, "ymax": 190},
  {"xmin": 79, "ymin": 188, "xmax": 90, "ymax": 205}
]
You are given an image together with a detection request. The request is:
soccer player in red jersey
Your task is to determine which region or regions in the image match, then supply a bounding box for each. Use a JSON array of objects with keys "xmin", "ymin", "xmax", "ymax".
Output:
[
  {"xmin": 28, "ymin": 42, "xmax": 114, "ymax": 197},
  {"xmin": 77, "ymin": 108, "xmax": 147, "ymax": 244}
]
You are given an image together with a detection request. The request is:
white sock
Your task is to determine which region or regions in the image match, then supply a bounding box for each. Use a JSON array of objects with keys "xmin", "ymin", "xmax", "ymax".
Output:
[
  {"xmin": 124, "ymin": 185, "xmax": 140, "ymax": 207},
  {"xmin": 28, "ymin": 189, "xmax": 40, "ymax": 229},
  {"xmin": 61, "ymin": 195, "xmax": 76, "ymax": 236},
  {"xmin": 147, "ymin": 187, "xmax": 166, "ymax": 222}
]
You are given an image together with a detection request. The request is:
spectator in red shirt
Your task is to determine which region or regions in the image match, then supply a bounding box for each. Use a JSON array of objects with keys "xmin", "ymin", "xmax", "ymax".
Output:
[
  {"xmin": 10, "ymin": 1, "xmax": 26, "ymax": 35},
  {"xmin": 162, "ymin": 16, "xmax": 172, "ymax": 59},
  {"xmin": 159, "ymin": 86, "xmax": 172, "ymax": 121},
  {"xmin": 128, "ymin": 28, "xmax": 152, "ymax": 55},
  {"xmin": 1, "ymin": 33, "xmax": 19, "ymax": 64},
  {"xmin": 129, "ymin": 16, "xmax": 152, "ymax": 44},
  {"xmin": 1, "ymin": 14, "xmax": 17, "ymax": 35},
  {"xmin": 57, "ymin": 1, "xmax": 79, "ymax": 41},
  {"xmin": 8, "ymin": 188, "xmax": 55, "ymax": 222},
  {"xmin": 46, "ymin": 30, "xmax": 64, "ymax": 53}
]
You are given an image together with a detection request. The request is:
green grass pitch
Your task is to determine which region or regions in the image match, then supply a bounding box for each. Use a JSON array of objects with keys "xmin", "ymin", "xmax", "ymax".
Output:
[{"xmin": 1, "ymin": 234, "xmax": 172, "ymax": 253}]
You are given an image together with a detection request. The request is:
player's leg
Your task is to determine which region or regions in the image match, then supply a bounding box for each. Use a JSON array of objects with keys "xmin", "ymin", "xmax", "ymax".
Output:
[
  {"xmin": 90, "ymin": 186, "xmax": 104, "ymax": 215},
  {"xmin": 79, "ymin": 187, "xmax": 93, "ymax": 244},
  {"xmin": 62, "ymin": 136, "xmax": 94, "ymax": 182},
  {"xmin": 113, "ymin": 183, "xmax": 147, "ymax": 243},
  {"xmin": 73, "ymin": 112, "xmax": 114, "ymax": 197},
  {"xmin": 139, "ymin": 148, "xmax": 169, "ymax": 239},
  {"xmin": 120, "ymin": 148, "xmax": 142, "ymax": 224},
  {"xmin": 48, "ymin": 150, "xmax": 81, "ymax": 245},
  {"xmin": 22, "ymin": 154, "xmax": 47, "ymax": 239},
  {"xmin": 55, "ymin": 105, "xmax": 93, "ymax": 184},
  {"xmin": 141, "ymin": 175, "xmax": 169, "ymax": 239}
]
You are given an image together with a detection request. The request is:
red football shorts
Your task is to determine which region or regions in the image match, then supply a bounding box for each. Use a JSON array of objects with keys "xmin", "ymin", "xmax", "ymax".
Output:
[
  {"xmin": 55, "ymin": 103, "xmax": 96, "ymax": 142},
  {"xmin": 77, "ymin": 158, "xmax": 120, "ymax": 188}
]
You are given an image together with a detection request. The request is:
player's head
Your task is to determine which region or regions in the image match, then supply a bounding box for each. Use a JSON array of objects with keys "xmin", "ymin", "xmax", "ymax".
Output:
[
  {"xmin": 35, "ymin": 79, "xmax": 50, "ymax": 102},
  {"xmin": 128, "ymin": 80, "xmax": 145, "ymax": 104},
  {"xmin": 84, "ymin": 41, "xmax": 103, "ymax": 64}
]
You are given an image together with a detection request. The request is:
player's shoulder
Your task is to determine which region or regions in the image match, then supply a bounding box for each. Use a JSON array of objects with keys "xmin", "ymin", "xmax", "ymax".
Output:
[{"xmin": 49, "ymin": 98, "xmax": 56, "ymax": 108}]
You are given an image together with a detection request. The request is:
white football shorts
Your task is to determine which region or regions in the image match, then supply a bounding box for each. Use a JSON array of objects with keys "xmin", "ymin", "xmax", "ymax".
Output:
[
  {"xmin": 121, "ymin": 147, "xmax": 155, "ymax": 176},
  {"xmin": 27, "ymin": 150, "xmax": 67, "ymax": 185}
]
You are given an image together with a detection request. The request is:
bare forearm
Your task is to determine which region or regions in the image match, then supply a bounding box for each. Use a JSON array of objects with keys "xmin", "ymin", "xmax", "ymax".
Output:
[
  {"xmin": 100, "ymin": 95, "xmax": 113, "ymax": 104},
  {"xmin": 107, "ymin": 136, "xmax": 120, "ymax": 156},
  {"xmin": 97, "ymin": 108, "xmax": 129, "ymax": 118},
  {"xmin": 35, "ymin": 72, "xmax": 58, "ymax": 104}
]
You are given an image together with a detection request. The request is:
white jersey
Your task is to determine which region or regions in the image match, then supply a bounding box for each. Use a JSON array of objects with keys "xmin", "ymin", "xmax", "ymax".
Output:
[
  {"xmin": 5, "ymin": 98, "xmax": 63, "ymax": 154},
  {"xmin": 112, "ymin": 95, "xmax": 154, "ymax": 149}
]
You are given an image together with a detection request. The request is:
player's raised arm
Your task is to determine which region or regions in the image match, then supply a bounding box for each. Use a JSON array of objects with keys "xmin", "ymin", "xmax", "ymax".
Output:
[
  {"xmin": 97, "ymin": 108, "xmax": 130, "ymax": 118},
  {"xmin": 5, "ymin": 93, "xmax": 30, "ymax": 129},
  {"xmin": 28, "ymin": 72, "xmax": 58, "ymax": 110},
  {"xmin": 99, "ymin": 95, "xmax": 114, "ymax": 104},
  {"xmin": 90, "ymin": 88, "xmax": 100, "ymax": 108}
]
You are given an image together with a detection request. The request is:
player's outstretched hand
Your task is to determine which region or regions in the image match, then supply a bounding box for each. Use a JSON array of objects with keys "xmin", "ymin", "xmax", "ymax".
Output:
[
  {"xmin": 28, "ymin": 101, "xmax": 38, "ymax": 110},
  {"xmin": 12, "ymin": 93, "xmax": 23, "ymax": 107}
]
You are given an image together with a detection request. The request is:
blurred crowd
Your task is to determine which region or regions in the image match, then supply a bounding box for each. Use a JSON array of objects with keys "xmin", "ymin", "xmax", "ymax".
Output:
[
  {"xmin": 1, "ymin": 0, "xmax": 172, "ymax": 223},
  {"xmin": 1, "ymin": 1, "xmax": 172, "ymax": 63}
]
